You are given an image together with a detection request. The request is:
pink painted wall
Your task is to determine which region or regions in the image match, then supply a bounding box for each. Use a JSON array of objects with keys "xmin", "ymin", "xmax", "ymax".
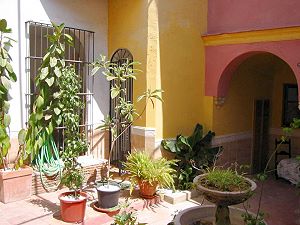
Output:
[
  {"xmin": 208, "ymin": 0, "xmax": 300, "ymax": 34},
  {"xmin": 205, "ymin": 40, "xmax": 300, "ymax": 98}
]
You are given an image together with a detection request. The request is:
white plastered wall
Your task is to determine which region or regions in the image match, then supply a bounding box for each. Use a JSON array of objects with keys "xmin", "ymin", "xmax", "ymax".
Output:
[{"xmin": 0, "ymin": 0, "xmax": 109, "ymax": 141}]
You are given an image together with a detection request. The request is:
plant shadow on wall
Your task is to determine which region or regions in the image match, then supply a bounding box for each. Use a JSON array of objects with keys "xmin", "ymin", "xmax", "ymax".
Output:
[
  {"xmin": 91, "ymin": 55, "xmax": 163, "ymax": 208},
  {"xmin": 161, "ymin": 123, "xmax": 221, "ymax": 190}
]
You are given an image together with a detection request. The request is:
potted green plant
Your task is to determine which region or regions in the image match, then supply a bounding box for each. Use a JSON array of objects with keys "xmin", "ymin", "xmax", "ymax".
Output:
[
  {"xmin": 161, "ymin": 123, "xmax": 221, "ymax": 190},
  {"xmin": 0, "ymin": 19, "xmax": 33, "ymax": 203},
  {"xmin": 91, "ymin": 55, "xmax": 163, "ymax": 207},
  {"xmin": 123, "ymin": 151, "xmax": 177, "ymax": 198},
  {"xmin": 58, "ymin": 65, "xmax": 88, "ymax": 223}
]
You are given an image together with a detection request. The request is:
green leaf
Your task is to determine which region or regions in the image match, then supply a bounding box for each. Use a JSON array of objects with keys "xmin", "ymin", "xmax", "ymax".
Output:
[
  {"xmin": 0, "ymin": 19, "xmax": 7, "ymax": 31},
  {"xmin": 40, "ymin": 67, "xmax": 49, "ymax": 79},
  {"xmin": 36, "ymin": 95, "xmax": 44, "ymax": 108},
  {"xmin": 44, "ymin": 114, "xmax": 52, "ymax": 120},
  {"xmin": 54, "ymin": 67, "xmax": 61, "ymax": 77},
  {"xmin": 45, "ymin": 77, "xmax": 54, "ymax": 87},
  {"xmin": 0, "ymin": 56, "xmax": 7, "ymax": 67},
  {"xmin": 8, "ymin": 71, "xmax": 17, "ymax": 82},
  {"xmin": 18, "ymin": 129, "xmax": 26, "ymax": 145},
  {"xmin": 43, "ymin": 52, "xmax": 50, "ymax": 61},
  {"xmin": 54, "ymin": 107, "xmax": 61, "ymax": 115},
  {"xmin": 50, "ymin": 57, "xmax": 57, "ymax": 67},
  {"xmin": 5, "ymin": 62, "xmax": 13, "ymax": 73},
  {"xmin": 1, "ymin": 76, "xmax": 11, "ymax": 90},
  {"xmin": 53, "ymin": 91, "xmax": 60, "ymax": 99},
  {"xmin": 111, "ymin": 87, "xmax": 120, "ymax": 99},
  {"xmin": 3, "ymin": 101, "xmax": 10, "ymax": 113},
  {"xmin": 91, "ymin": 66, "xmax": 99, "ymax": 76},
  {"xmin": 3, "ymin": 114, "xmax": 11, "ymax": 127}
]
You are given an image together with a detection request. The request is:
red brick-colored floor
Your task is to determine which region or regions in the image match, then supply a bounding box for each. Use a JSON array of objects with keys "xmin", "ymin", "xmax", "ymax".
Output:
[{"xmin": 0, "ymin": 177, "xmax": 299, "ymax": 225}]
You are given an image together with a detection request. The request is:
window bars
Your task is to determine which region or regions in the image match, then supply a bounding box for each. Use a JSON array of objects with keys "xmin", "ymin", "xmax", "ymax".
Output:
[{"xmin": 25, "ymin": 21, "xmax": 94, "ymax": 155}]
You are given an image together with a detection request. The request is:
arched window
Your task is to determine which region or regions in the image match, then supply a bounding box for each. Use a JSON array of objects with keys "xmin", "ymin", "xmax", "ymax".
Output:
[{"xmin": 110, "ymin": 49, "xmax": 133, "ymax": 166}]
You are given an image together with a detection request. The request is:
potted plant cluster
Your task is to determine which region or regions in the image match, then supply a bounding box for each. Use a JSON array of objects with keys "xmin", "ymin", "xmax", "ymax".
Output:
[
  {"xmin": 91, "ymin": 55, "xmax": 163, "ymax": 208},
  {"xmin": 0, "ymin": 19, "xmax": 33, "ymax": 203},
  {"xmin": 124, "ymin": 151, "xmax": 177, "ymax": 198}
]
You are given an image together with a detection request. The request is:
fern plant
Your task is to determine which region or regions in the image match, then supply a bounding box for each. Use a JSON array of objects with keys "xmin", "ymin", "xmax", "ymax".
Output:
[{"xmin": 123, "ymin": 151, "xmax": 177, "ymax": 193}]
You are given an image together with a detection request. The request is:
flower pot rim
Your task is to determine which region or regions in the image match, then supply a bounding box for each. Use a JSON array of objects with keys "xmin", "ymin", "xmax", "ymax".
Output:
[
  {"xmin": 193, "ymin": 173, "xmax": 257, "ymax": 195},
  {"xmin": 58, "ymin": 191, "xmax": 87, "ymax": 203},
  {"xmin": 96, "ymin": 184, "xmax": 121, "ymax": 192}
]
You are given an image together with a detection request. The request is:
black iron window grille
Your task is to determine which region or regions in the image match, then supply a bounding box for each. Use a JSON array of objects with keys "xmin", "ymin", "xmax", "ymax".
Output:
[
  {"xmin": 25, "ymin": 21, "xmax": 95, "ymax": 154},
  {"xmin": 110, "ymin": 48, "xmax": 133, "ymax": 166}
]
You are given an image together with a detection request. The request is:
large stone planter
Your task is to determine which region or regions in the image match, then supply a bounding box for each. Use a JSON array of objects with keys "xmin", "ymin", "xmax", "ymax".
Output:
[
  {"xmin": 193, "ymin": 174, "xmax": 257, "ymax": 225},
  {"xmin": 173, "ymin": 205, "xmax": 267, "ymax": 225},
  {"xmin": 0, "ymin": 166, "xmax": 33, "ymax": 203}
]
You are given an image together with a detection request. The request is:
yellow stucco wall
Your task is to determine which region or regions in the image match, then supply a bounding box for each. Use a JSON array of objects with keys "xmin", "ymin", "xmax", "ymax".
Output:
[
  {"xmin": 157, "ymin": 0, "xmax": 212, "ymax": 138},
  {"xmin": 108, "ymin": 0, "xmax": 148, "ymax": 127},
  {"xmin": 109, "ymin": 0, "xmax": 213, "ymax": 140},
  {"xmin": 213, "ymin": 53, "xmax": 297, "ymax": 135}
]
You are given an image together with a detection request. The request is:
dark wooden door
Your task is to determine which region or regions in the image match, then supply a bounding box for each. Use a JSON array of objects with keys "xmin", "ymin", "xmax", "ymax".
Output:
[{"xmin": 252, "ymin": 99, "xmax": 270, "ymax": 174}]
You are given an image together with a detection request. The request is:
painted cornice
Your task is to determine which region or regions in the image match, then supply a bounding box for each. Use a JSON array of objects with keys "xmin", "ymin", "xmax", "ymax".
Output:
[{"xmin": 202, "ymin": 26, "xmax": 300, "ymax": 46}]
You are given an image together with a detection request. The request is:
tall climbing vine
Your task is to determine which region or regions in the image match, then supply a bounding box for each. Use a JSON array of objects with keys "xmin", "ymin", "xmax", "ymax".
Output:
[
  {"xmin": 0, "ymin": 19, "xmax": 17, "ymax": 169},
  {"xmin": 59, "ymin": 66, "xmax": 88, "ymax": 195},
  {"xmin": 25, "ymin": 23, "xmax": 72, "ymax": 162}
]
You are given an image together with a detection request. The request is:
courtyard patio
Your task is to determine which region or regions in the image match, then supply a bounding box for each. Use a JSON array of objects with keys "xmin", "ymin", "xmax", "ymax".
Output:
[{"xmin": 0, "ymin": 177, "xmax": 299, "ymax": 225}]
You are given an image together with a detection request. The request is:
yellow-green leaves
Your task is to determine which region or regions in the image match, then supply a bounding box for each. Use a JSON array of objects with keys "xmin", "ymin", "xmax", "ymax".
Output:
[
  {"xmin": 45, "ymin": 77, "xmax": 54, "ymax": 87},
  {"xmin": 50, "ymin": 57, "xmax": 57, "ymax": 67},
  {"xmin": 36, "ymin": 95, "xmax": 44, "ymax": 108},
  {"xmin": 40, "ymin": 67, "xmax": 49, "ymax": 79},
  {"xmin": 18, "ymin": 129, "xmax": 26, "ymax": 146}
]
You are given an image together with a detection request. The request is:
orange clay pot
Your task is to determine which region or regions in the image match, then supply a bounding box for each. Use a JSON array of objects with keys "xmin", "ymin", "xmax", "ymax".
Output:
[
  {"xmin": 138, "ymin": 180, "xmax": 158, "ymax": 199},
  {"xmin": 58, "ymin": 191, "xmax": 87, "ymax": 223}
]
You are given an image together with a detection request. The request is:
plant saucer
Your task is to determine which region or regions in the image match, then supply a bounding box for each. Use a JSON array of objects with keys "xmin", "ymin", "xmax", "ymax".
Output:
[{"xmin": 90, "ymin": 201, "xmax": 120, "ymax": 216}]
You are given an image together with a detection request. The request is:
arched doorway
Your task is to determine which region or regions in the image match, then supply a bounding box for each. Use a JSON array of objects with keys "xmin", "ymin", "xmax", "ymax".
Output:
[
  {"xmin": 110, "ymin": 49, "xmax": 133, "ymax": 168},
  {"xmin": 212, "ymin": 52, "xmax": 298, "ymax": 173}
]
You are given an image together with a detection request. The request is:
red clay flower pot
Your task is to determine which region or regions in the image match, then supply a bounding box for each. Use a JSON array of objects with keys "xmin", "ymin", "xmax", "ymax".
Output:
[
  {"xmin": 138, "ymin": 180, "xmax": 158, "ymax": 199},
  {"xmin": 58, "ymin": 191, "xmax": 87, "ymax": 223}
]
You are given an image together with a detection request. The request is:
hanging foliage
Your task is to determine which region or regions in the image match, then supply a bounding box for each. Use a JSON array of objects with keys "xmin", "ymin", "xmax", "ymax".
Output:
[
  {"xmin": 0, "ymin": 19, "xmax": 17, "ymax": 169},
  {"xmin": 25, "ymin": 22, "xmax": 73, "ymax": 162}
]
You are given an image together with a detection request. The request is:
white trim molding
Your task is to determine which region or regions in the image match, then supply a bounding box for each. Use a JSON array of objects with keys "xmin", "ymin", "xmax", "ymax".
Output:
[
  {"xmin": 131, "ymin": 126, "xmax": 156, "ymax": 137},
  {"xmin": 212, "ymin": 131, "xmax": 252, "ymax": 146}
]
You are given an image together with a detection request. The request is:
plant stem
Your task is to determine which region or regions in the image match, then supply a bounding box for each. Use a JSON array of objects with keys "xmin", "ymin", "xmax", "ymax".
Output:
[{"xmin": 106, "ymin": 98, "xmax": 149, "ymax": 185}]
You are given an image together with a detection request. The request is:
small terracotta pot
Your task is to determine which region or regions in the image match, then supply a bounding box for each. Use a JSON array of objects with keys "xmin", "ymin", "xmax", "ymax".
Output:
[
  {"xmin": 138, "ymin": 180, "xmax": 158, "ymax": 198},
  {"xmin": 58, "ymin": 191, "xmax": 87, "ymax": 223}
]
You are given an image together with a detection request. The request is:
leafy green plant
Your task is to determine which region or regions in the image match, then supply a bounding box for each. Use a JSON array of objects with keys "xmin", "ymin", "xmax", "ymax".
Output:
[
  {"xmin": 111, "ymin": 199, "xmax": 146, "ymax": 225},
  {"xmin": 0, "ymin": 19, "xmax": 21, "ymax": 170},
  {"xmin": 123, "ymin": 151, "xmax": 177, "ymax": 193},
  {"xmin": 91, "ymin": 55, "xmax": 163, "ymax": 183},
  {"xmin": 25, "ymin": 22, "xmax": 73, "ymax": 162},
  {"xmin": 161, "ymin": 124, "xmax": 221, "ymax": 190},
  {"xmin": 59, "ymin": 66, "xmax": 88, "ymax": 196}
]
